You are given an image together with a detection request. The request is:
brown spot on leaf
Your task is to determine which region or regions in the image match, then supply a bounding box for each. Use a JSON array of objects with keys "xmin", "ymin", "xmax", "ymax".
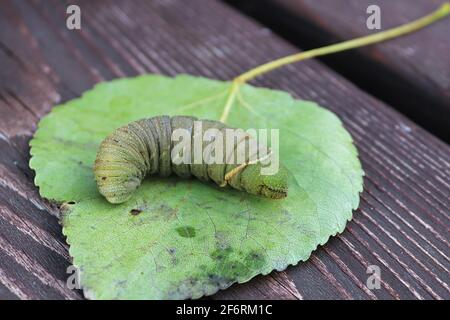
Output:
[{"xmin": 130, "ymin": 209, "xmax": 142, "ymax": 216}]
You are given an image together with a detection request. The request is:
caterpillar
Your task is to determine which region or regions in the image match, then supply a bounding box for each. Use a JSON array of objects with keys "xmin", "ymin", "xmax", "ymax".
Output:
[{"xmin": 94, "ymin": 115, "xmax": 288, "ymax": 204}]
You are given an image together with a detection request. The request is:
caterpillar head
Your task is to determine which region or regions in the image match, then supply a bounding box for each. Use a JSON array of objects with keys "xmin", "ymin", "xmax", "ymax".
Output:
[{"xmin": 240, "ymin": 163, "xmax": 288, "ymax": 199}]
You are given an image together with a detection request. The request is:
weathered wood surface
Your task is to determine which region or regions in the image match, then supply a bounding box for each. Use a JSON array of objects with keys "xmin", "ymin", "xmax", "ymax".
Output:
[
  {"xmin": 228, "ymin": 0, "xmax": 450, "ymax": 141},
  {"xmin": 0, "ymin": 0, "xmax": 449, "ymax": 300}
]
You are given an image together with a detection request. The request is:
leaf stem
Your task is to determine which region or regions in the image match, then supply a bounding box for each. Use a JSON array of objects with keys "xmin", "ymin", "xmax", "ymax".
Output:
[
  {"xmin": 234, "ymin": 3, "xmax": 450, "ymax": 84},
  {"xmin": 219, "ymin": 80, "xmax": 240, "ymax": 123},
  {"xmin": 219, "ymin": 3, "xmax": 450, "ymax": 123}
]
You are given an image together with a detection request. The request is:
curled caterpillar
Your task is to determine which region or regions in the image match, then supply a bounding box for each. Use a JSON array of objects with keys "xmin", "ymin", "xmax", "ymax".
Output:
[{"xmin": 94, "ymin": 115, "xmax": 288, "ymax": 204}]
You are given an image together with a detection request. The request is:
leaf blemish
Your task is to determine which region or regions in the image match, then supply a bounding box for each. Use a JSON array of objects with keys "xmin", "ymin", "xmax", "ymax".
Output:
[
  {"xmin": 130, "ymin": 208, "xmax": 142, "ymax": 216},
  {"xmin": 208, "ymin": 247, "xmax": 266, "ymax": 282},
  {"xmin": 176, "ymin": 226, "xmax": 196, "ymax": 238}
]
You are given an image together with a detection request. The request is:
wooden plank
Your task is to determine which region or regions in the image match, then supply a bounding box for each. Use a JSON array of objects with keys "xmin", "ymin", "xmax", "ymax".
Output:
[
  {"xmin": 227, "ymin": 0, "xmax": 450, "ymax": 141},
  {"xmin": 0, "ymin": 0, "xmax": 448, "ymax": 299}
]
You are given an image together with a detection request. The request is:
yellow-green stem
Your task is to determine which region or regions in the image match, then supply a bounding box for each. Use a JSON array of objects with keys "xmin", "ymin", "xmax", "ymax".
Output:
[
  {"xmin": 235, "ymin": 3, "xmax": 450, "ymax": 84},
  {"xmin": 219, "ymin": 3, "xmax": 450, "ymax": 123},
  {"xmin": 219, "ymin": 80, "xmax": 240, "ymax": 123}
]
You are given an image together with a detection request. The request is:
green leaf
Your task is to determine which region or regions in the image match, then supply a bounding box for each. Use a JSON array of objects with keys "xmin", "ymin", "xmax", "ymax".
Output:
[{"xmin": 30, "ymin": 74, "xmax": 363, "ymax": 299}]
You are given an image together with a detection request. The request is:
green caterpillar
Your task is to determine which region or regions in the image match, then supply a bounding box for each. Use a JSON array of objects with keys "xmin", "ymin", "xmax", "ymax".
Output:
[{"xmin": 94, "ymin": 115, "xmax": 288, "ymax": 204}]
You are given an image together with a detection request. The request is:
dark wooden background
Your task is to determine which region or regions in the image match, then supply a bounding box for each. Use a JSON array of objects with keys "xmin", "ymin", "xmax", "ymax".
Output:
[{"xmin": 0, "ymin": 0, "xmax": 449, "ymax": 300}]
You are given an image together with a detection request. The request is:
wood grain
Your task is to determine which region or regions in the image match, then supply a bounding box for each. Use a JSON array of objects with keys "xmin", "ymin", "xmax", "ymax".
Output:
[
  {"xmin": 0, "ymin": 0, "xmax": 448, "ymax": 299},
  {"xmin": 228, "ymin": 0, "xmax": 450, "ymax": 141}
]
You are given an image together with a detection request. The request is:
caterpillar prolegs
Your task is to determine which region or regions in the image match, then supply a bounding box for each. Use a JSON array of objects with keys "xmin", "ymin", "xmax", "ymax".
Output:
[{"xmin": 94, "ymin": 115, "xmax": 288, "ymax": 204}]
